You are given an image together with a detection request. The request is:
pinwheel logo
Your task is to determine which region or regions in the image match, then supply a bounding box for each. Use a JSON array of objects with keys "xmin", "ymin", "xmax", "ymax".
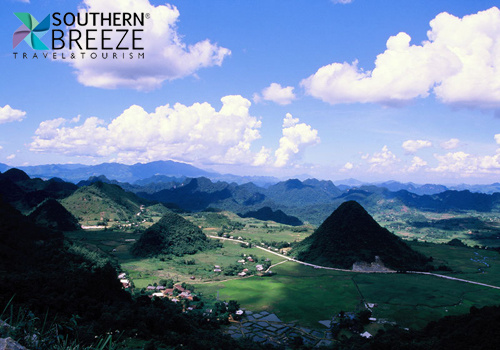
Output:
[{"xmin": 13, "ymin": 13, "xmax": 51, "ymax": 50}]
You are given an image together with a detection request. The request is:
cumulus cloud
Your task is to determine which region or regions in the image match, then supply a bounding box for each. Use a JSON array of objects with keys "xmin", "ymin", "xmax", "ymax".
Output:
[
  {"xmin": 407, "ymin": 156, "xmax": 427, "ymax": 172},
  {"xmin": 0, "ymin": 105, "xmax": 26, "ymax": 124},
  {"xmin": 366, "ymin": 145, "xmax": 400, "ymax": 172},
  {"xmin": 436, "ymin": 152, "xmax": 500, "ymax": 174},
  {"xmin": 301, "ymin": 7, "xmax": 500, "ymax": 109},
  {"xmin": 30, "ymin": 95, "xmax": 265, "ymax": 165},
  {"xmin": 402, "ymin": 139, "xmax": 432, "ymax": 153},
  {"xmin": 6, "ymin": 154, "xmax": 16, "ymax": 160},
  {"xmin": 61, "ymin": 0, "xmax": 230, "ymax": 90},
  {"xmin": 495, "ymin": 134, "xmax": 500, "ymax": 145},
  {"xmin": 254, "ymin": 83, "xmax": 296, "ymax": 105},
  {"xmin": 341, "ymin": 162, "xmax": 354, "ymax": 172},
  {"xmin": 274, "ymin": 113, "xmax": 320, "ymax": 167},
  {"xmin": 441, "ymin": 138, "xmax": 460, "ymax": 150},
  {"xmin": 332, "ymin": 0, "xmax": 353, "ymax": 4}
]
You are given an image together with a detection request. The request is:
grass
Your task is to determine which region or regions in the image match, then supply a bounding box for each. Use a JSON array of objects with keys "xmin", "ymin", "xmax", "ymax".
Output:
[
  {"xmin": 185, "ymin": 211, "xmax": 314, "ymax": 244},
  {"xmin": 62, "ymin": 211, "xmax": 500, "ymax": 332},
  {"xmin": 410, "ymin": 241, "xmax": 500, "ymax": 286},
  {"xmin": 121, "ymin": 240, "xmax": 280, "ymax": 288},
  {"xmin": 196, "ymin": 242, "xmax": 500, "ymax": 330},
  {"xmin": 196, "ymin": 262, "xmax": 361, "ymax": 328},
  {"xmin": 353, "ymin": 272, "xmax": 500, "ymax": 329}
]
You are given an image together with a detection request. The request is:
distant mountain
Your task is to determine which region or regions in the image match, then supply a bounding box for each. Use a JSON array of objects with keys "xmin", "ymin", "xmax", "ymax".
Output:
[
  {"xmin": 207, "ymin": 174, "xmax": 279, "ymax": 187},
  {"xmin": 18, "ymin": 160, "xmax": 215, "ymax": 183},
  {"xmin": 333, "ymin": 178, "xmax": 366, "ymax": 187},
  {"xmin": 139, "ymin": 177, "xmax": 235, "ymax": 211},
  {"xmin": 132, "ymin": 211, "xmax": 208, "ymax": 257},
  {"xmin": 450, "ymin": 183, "xmax": 500, "ymax": 195},
  {"xmin": 390, "ymin": 189, "xmax": 500, "ymax": 212},
  {"xmin": 0, "ymin": 163, "xmax": 9, "ymax": 172},
  {"xmin": 293, "ymin": 201, "xmax": 430, "ymax": 271},
  {"xmin": 28, "ymin": 198, "xmax": 80, "ymax": 231},
  {"xmin": 376, "ymin": 181, "xmax": 449, "ymax": 195},
  {"xmin": 238, "ymin": 206, "xmax": 303, "ymax": 226},
  {"xmin": 133, "ymin": 174, "xmax": 186, "ymax": 186},
  {"xmin": 265, "ymin": 179, "xmax": 342, "ymax": 206},
  {"xmin": 61, "ymin": 181, "xmax": 150, "ymax": 223}
]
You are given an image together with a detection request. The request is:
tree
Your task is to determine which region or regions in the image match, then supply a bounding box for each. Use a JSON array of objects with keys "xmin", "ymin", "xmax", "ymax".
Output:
[{"xmin": 227, "ymin": 300, "xmax": 239, "ymax": 314}]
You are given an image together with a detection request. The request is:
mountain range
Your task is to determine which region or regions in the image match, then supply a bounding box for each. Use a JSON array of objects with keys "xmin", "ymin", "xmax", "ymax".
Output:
[
  {"xmin": 3, "ymin": 160, "xmax": 500, "ymax": 194},
  {"xmin": 2, "ymin": 166, "xmax": 500, "ymax": 228}
]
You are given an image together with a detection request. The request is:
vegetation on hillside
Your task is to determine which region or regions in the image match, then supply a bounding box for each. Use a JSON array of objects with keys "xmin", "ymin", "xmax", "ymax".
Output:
[
  {"xmin": 28, "ymin": 198, "xmax": 80, "ymax": 231},
  {"xmin": 293, "ymin": 201, "xmax": 431, "ymax": 271},
  {"xmin": 238, "ymin": 206, "xmax": 303, "ymax": 226},
  {"xmin": 132, "ymin": 211, "xmax": 208, "ymax": 257},
  {"xmin": 61, "ymin": 181, "xmax": 150, "ymax": 223},
  {"xmin": 0, "ymin": 197, "xmax": 261, "ymax": 349}
]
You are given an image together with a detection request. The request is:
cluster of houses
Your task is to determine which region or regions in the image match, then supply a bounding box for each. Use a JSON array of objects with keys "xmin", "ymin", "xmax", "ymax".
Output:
[
  {"xmin": 150, "ymin": 284, "xmax": 195, "ymax": 303},
  {"xmin": 213, "ymin": 255, "xmax": 268, "ymax": 277},
  {"xmin": 118, "ymin": 272, "xmax": 131, "ymax": 288},
  {"xmin": 118, "ymin": 272, "xmax": 194, "ymax": 303}
]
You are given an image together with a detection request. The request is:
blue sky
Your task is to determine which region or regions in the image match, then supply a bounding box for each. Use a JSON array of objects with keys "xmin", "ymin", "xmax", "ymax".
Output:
[{"xmin": 1, "ymin": 0, "xmax": 500, "ymax": 184}]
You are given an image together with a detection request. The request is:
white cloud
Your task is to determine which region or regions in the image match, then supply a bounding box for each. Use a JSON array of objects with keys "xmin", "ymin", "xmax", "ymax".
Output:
[
  {"xmin": 274, "ymin": 113, "xmax": 320, "ymax": 167},
  {"xmin": 17, "ymin": 0, "xmax": 30, "ymax": 3},
  {"xmin": 407, "ymin": 156, "xmax": 427, "ymax": 172},
  {"xmin": 332, "ymin": 0, "xmax": 353, "ymax": 4},
  {"xmin": 0, "ymin": 105, "xmax": 26, "ymax": 124},
  {"xmin": 252, "ymin": 147, "xmax": 271, "ymax": 166},
  {"xmin": 366, "ymin": 145, "xmax": 400, "ymax": 172},
  {"xmin": 0, "ymin": 146, "xmax": 3, "ymax": 151},
  {"xmin": 255, "ymin": 83, "xmax": 296, "ymax": 105},
  {"xmin": 61, "ymin": 0, "xmax": 231, "ymax": 90},
  {"xmin": 431, "ymin": 135, "xmax": 500, "ymax": 175},
  {"xmin": 301, "ymin": 7, "xmax": 500, "ymax": 109},
  {"xmin": 432, "ymin": 152, "xmax": 500, "ymax": 174},
  {"xmin": 402, "ymin": 139, "xmax": 432, "ymax": 153},
  {"xmin": 30, "ymin": 95, "xmax": 265, "ymax": 165},
  {"xmin": 6, "ymin": 154, "xmax": 15, "ymax": 160},
  {"xmin": 441, "ymin": 138, "xmax": 460, "ymax": 150},
  {"xmin": 341, "ymin": 162, "xmax": 354, "ymax": 172}
]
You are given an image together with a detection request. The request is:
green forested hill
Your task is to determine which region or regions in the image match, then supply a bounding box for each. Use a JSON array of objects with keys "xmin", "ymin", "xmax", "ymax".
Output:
[
  {"xmin": 0, "ymin": 197, "xmax": 251, "ymax": 349},
  {"xmin": 293, "ymin": 201, "xmax": 430, "ymax": 270},
  {"xmin": 28, "ymin": 198, "xmax": 80, "ymax": 231},
  {"xmin": 61, "ymin": 181, "xmax": 149, "ymax": 223},
  {"xmin": 132, "ymin": 211, "xmax": 208, "ymax": 257},
  {"xmin": 239, "ymin": 206, "xmax": 303, "ymax": 226}
]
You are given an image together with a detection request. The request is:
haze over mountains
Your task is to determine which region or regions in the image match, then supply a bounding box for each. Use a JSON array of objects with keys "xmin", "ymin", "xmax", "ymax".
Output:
[
  {"xmin": 2, "ymin": 160, "xmax": 500, "ymax": 194},
  {"xmin": 3, "ymin": 163, "xmax": 500, "ymax": 228}
]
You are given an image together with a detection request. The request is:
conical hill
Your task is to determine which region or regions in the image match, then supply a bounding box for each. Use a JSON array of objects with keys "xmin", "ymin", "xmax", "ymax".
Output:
[
  {"xmin": 293, "ymin": 201, "xmax": 429, "ymax": 271},
  {"xmin": 132, "ymin": 211, "xmax": 207, "ymax": 257},
  {"xmin": 28, "ymin": 199, "xmax": 80, "ymax": 231}
]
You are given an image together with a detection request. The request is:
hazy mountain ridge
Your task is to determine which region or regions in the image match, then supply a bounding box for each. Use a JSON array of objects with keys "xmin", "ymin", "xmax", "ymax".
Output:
[
  {"xmin": 5, "ymin": 160, "xmax": 500, "ymax": 194},
  {"xmin": 15, "ymin": 160, "xmax": 215, "ymax": 183}
]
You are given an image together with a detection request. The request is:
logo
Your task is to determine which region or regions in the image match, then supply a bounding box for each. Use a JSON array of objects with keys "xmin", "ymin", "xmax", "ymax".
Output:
[{"xmin": 13, "ymin": 12, "xmax": 50, "ymax": 50}]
